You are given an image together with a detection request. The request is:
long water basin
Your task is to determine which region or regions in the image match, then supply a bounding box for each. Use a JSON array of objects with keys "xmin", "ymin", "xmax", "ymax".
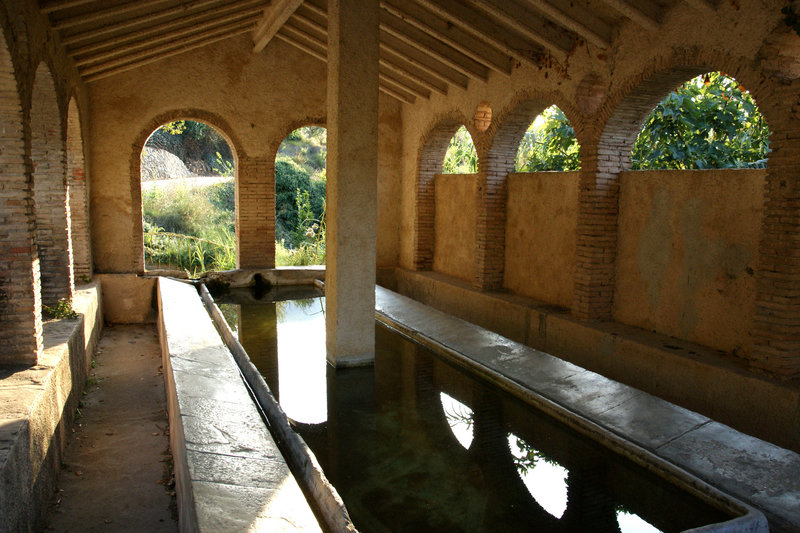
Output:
[{"xmin": 212, "ymin": 286, "xmax": 755, "ymax": 533}]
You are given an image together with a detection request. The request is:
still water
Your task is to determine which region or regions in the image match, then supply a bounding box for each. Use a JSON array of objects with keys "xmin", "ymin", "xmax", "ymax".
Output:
[{"xmin": 215, "ymin": 287, "xmax": 731, "ymax": 533}]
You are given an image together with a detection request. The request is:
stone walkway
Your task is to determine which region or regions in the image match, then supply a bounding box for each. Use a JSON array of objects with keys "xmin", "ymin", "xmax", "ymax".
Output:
[{"xmin": 43, "ymin": 324, "xmax": 177, "ymax": 532}]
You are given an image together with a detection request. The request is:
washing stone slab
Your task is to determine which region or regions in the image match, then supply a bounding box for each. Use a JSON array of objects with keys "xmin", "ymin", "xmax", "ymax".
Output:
[
  {"xmin": 157, "ymin": 277, "xmax": 321, "ymax": 532},
  {"xmin": 375, "ymin": 285, "xmax": 798, "ymax": 532}
]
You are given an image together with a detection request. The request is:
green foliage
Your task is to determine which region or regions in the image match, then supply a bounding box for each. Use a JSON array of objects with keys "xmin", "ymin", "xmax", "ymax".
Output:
[
  {"xmin": 147, "ymin": 120, "xmax": 234, "ymax": 176},
  {"xmin": 43, "ymin": 298, "xmax": 78, "ymax": 320},
  {"xmin": 213, "ymin": 151, "xmax": 234, "ymax": 177},
  {"xmin": 144, "ymin": 223, "xmax": 236, "ymax": 275},
  {"xmin": 516, "ymin": 106, "xmax": 581, "ymax": 172},
  {"xmin": 443, "ymin": 126, "xmax": 478, "ymax": 174},
  {"xmin": 281, "ymin": 189, "xmax": 326, "ymax": 266},
  {"xmin": 631, "ymin": 72, "xmax": 770, "ymax": 170}
]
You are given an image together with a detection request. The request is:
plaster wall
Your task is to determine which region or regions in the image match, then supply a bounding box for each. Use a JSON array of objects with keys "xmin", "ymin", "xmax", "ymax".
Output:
[
  {"xmin": 504, "ymin": 172, "xmax": 578, "ymax": 308},
  {"xmin": 615, "ymin": 169, "xmax": 765, "ymax": 353},
  {"xmin": 433, "ymin": 173, "xmax": 476, "ymax": 281},
  {"xmin": 87, "ymin": 35, "xmax": 401, "ymax": 273}
]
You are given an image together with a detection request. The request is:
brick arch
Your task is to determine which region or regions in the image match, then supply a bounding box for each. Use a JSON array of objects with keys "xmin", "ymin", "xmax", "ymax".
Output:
[
  {"xmin": 476, "ymin": 94, "xmax": 582, "ymax": 290},
  {"xmin": 31, "ymin": 62, "xmax": 71, "ymax": 307},
  {"xmin": 0, "ymin": 30, "xmax": 41, "ymax": 364},
  {"xmin": 414, "ymin": 112, "xmax": 469, "ymax": 271},
  {"xmin": 131, "ymin": 110, "xmax": 241, "ymax": 272},
  {"xmin": 66, "ymin": 97, "xmax": 91, "ymax": 281}
]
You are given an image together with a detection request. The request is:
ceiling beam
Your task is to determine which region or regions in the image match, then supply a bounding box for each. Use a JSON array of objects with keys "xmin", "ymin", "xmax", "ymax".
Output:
[
  {"xmin": 52, "ymin": 0, "xmax": 171, "ymax": 30},
  {"xmin": 75, "ymin": 11, "xmax": 262, "ymax": 67},
  {"xmin": 60, "ymin": 0, "xmax": 224, "ymax": 47},
  {"xmin": 252, "ymin": 0, "xmax": 304, "ymax": 53},
  {"xmin": 523, "ymin": 0, "xmax": 612, "ymax": 49},
  {"xmin": 274, "ymin": 28, "xmax": 417, "ymax": 104},
  {"xmin": 40, "ymin": 0, "xmax": 97, "ymax": 14},
  {"xmin": 409, "ymin": 0, "xmax": 549, "ymax": 66},
  {"xmin": 379, "ymin": 9, "xmax": 489, "ymax": 81},
  {"xmin": 380, "ymin": 31, "xmax": 468, "ymax": 89},
  {"xmin": 83, "ymin": 24, "xmax": 253, "ymax": 82},
  {"xmin": 465, "ymin": 0, "xmax": 574, "ymax": 58},
  {"xmin": 69, "ymin": 1, "xmax": 265, "ymax": 57},
  {"xmin": 599, "ymin": 0, "xmax": 660, "ymax": 30},
  {"xmin": 380, "ymin": 0, "xmax": 513, "ymax": 75}
]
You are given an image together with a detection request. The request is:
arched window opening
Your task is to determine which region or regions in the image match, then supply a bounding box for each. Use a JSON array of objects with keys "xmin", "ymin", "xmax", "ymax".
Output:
[
  {"xmin": 508, "ymin": 433, "xmax": 568, "ymax": 519},
  {"xmin": 443, "ymin": 125, "xmax": 477, "ymax": 174},
  {"xmin": 631, "ymin": 72, "xmax": 770, "ymax": 170},
  {"xmin": 66, "ymin": 98, "xmax": 91, "ymax": 282},
  {"xmin": 31, "ymin": 63, "xmax": 72, "ymax": 308},
  {"xmin": 440, "ymin": 392, "xmax": 473, "ymax": 449},
  {"xmin": 515, "ymin": 105, "xmax": 580, "ymax": 172},
  {"xmin": 275, "ymin": 126, "xmax": 327, "ymax": 266},
  {"xmin": 140, "ymin": 120, "xmax": 235, "ymax": 275}
]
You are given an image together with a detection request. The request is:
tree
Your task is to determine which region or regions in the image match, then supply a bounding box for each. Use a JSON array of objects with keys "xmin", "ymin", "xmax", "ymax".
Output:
[
  {"xmin": 443, "ymin": 126, "xmax": 478, "ymax": 173},
  {"xmin": 631, "ymin": 72, "xmax": 770, "ymax": 170},
  {"xmin": 516, "ymin": 106, "xmax": 580, "ymax": 172}
]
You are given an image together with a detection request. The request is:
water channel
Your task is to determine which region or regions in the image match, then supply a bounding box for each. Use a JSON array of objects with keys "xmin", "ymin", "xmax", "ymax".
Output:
[{"xmin": 213, "ymin": 286, "xmax": 732, "ymax": 532}]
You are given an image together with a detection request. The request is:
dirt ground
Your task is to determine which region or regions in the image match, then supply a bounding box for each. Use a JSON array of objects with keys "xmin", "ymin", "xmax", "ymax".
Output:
[{"xmin": 43, "ymin": 324, "xmax": 178, "ymax": 532}]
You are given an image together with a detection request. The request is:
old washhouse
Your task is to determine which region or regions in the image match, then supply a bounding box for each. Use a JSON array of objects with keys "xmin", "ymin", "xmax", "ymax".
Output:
[{"xmin": 1, "ymin": 0, "xmax": 799, "ymax": 531}]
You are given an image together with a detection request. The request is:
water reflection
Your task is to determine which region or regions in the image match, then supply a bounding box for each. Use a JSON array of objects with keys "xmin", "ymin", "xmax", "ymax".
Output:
[{"xmin": 213, "ymin": 288, "xmax": 732, "ymax": 533}]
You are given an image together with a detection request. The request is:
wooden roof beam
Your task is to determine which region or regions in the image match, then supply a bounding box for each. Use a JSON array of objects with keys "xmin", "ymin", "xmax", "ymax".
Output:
[
  {"xmin": 52, "ymin": 0, "xmax": 171, "ymax": 30},
  {"xmin": 523, "ymin": 0, "xmax": 612, "ymax": 49},
  {"xmin": 75, "ymin": 10, "xmax": 263, "ymax": 66},
  {"xmin": 410, "ymin": 0, "xmax": 553, "ymax": 66},
  {"xmin": 83, "ymin": 24, "xmax": 254, "ymax": 82},
  {"xmin": 465, "ymin": 0, "xmax": 574, "ymax": 58},
  {"xmin": 380, "ymin": 0, "xmax": 513, "ymax": 75},
  {"xmin": 379, "ymin": 9, "xmax": 489, "ymax": 82},
  {"xmin": 69, "ymin": 0, "xmax": 266, "ymax": 57},
  {"xmin": 252, "ymin": 0, "xmax": 304, "ymax": 53},
  {"xmin": 380, "ymin": 31, "xmax": 469, "ymax": 89},
  {"xmin": 599, "ymin": 0, "xmax": 660, "ymax": 31},
  {"xmin": 274, "ymin": 28, "xmax": 417, "ymax": 104},
  {"xmin": 40, "ymin": 0, "xmax": 97, "ymax": 14},
  {"xmin": 60, "ymin": 0, "xmax": 225, "ymax": 46}
]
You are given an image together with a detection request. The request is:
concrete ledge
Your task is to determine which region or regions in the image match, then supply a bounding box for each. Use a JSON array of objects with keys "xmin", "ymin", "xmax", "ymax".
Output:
[
  {"xmin": 156, "ymin": 277, "xmax": 322, "ymax": 532},
  {"xmin": 0, "ymin": 282, "xmax": 103, "ymax": 531},
  {"xmin": 375, "ymin": 286, "xmax": 797, "ymax": 532},
  {"xmin": 391, "ymin": 268, "xmax": 800, "ymax": 453},
  {"xmin": 199, "ymin": 267, "xmax": 325, "ymax": 289}
]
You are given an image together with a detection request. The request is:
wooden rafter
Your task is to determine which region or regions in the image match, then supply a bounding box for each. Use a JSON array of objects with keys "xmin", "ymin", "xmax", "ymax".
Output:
[
  {"xmin": 252, "ymin": 0, "xmax": 304, "ymax": 53},
  {"xmin": 380, "ymin": 31, "xmax": 468, "ymax": 89},
  {"xmin": 523, "ymin": 0, "xmax": 612, "ymax": 49},
  {"xmin": 40, "ymin": 0, "xmax": 97, "ymax": 14},
  {"xmin": 70, "ymin": 1, "xmax": 266, "ymax": 57},
  {"xmin": 52, "ymin": 0, "xmax": 171, "ymax": 30},
  {"xmin": 380, "ymin": 0, "xmax": 513, "ymax": 75}
]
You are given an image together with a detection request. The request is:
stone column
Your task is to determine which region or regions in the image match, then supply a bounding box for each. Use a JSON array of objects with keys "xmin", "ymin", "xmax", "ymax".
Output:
[
  {"xmin": 236, "ymin": 155, "xmax": 275, "ymax": 268},
  {"xmin": 325, "ymin": 0, "xmax": 380, "ymax": 366}
]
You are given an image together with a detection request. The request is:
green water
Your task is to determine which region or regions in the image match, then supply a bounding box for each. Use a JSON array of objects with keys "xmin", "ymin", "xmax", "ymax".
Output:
[{"xmin": 215, "ymin": 287, "xmax": 731, "ymax": 533}]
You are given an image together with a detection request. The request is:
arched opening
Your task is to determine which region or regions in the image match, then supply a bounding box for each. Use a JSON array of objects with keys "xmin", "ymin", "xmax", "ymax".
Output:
[
  {"xmin": 443, "ymin": 125, "xmax": 477, "ymax": 174},
  {"xmin": 515, "ymin": 105, "xmax": 580, "ymax": 172},
  {"xmin": 631, "ymin": 72, "xmax": 770, "ymax": 169},
  {"xmin": 274, "ymin": 126, "xmax": 327, "ymax": 266},
  {"xmin": 140, "ymin": 119, "xmax": 236, "ymax": 275},
  {"xmin": 66, "ymin": 97, "xmax": 91, "ymax": 282},
  {"xmin": 0, "ymin": 33, "xmax": 41, "ymax": 363},
  {"xmin": 31, "ymin": 63, "xmax": 72, "ymax": 308}
]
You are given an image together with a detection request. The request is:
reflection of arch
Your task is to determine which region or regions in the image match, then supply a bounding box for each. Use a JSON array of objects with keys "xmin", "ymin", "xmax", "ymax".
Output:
[
  {"xmin": 479, "ymin": 95, "xmax": 582, "ymax": 290},
  {"xmin": 132, "ymin": 110, "xmax": 240, "ymax": 272},
  {"xmin": 0, "ymin": 30, "xmax": 41, "ymax": 363},
  {"xmin": 31, "ymin": 62, "xmax": 71, "ymax": 306},
  {"xmin": 66, "ymin": 97, "xmax": 91, "ymax": 280},
  {"xmin": 414, "ymin": 112, "xmax": 467, "ymax": 271}
]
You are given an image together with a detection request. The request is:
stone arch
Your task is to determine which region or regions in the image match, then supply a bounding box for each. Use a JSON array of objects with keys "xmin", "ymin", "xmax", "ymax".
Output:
[
  {"xmin": 414, "ymin": 112, "xmax": 469, "ymax": 271},
  {"xmin": 31, "ymin": 61, "xmax": 71, "ymax": 307},
  {"xmin": 477, "ymin": 94, "xmax": 582, "ymax": 290},
  {"xmin": 572, "ymin": 51, "xmax": 767, "ymax": 321},
  {"xmin": 66, "ymin": 96, "xmax": 91, "ymax": 281},
  {"xmin": 132, "ymin": 110, "xmax": 241, "ymax": 272},
  {"xmin": 0, "ymin": 29, "xmax": 41, "ymax": 364}
]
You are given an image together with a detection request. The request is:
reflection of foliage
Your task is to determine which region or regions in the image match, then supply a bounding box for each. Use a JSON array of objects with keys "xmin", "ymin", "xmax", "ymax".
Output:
[
  {"xmin": 443, "ymin": 126, "xmax": 478, "ymax": 174},
  {"xmin": 516, "ymin": 106, "xmax": 581, "ymax": 172},
  {"xmin": 508, "ymin": 434, "xmax": 558, "ymax": 473},
  {"xmin": 631, "ymin": 72, "xmax": 770, "ymax": 170},
  {"xmin": 275, "ymin": 297, "xmax": 325, "ymax": 323},
  {"xmin": 218, "ymin": 303, "xmax": 239, "ymax": 336}
]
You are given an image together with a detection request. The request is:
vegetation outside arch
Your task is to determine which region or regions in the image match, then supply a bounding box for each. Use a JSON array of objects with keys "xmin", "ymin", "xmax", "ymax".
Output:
[{"xmin": 515, "ymin": 105, "xmax": 581, "ymax": 172}]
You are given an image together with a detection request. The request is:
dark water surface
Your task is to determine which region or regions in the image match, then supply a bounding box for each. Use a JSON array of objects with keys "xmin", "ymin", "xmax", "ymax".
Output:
[{"xmin": 214, "ymin": 287, "xmax": 731, "ymax": 533}]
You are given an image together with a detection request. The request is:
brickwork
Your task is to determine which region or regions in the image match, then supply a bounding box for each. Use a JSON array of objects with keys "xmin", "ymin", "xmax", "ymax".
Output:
[
  {"xmin": 30, "ymin": 62, "xmax": 72, "ymax": 307},
  {"xmin": 0, "ymin": 39, "xmax": 42, "ymax": 364},
  {"xmin": 66, "ymin": 98, "xmax": 91, "ymax": 281},
  {"xmin": 237, "ymin": 155, "xmax": 275, "ymax": 268},
  {"xmin": 414, "ymin": 115, "xmax": 464, "ymax": 271}
]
